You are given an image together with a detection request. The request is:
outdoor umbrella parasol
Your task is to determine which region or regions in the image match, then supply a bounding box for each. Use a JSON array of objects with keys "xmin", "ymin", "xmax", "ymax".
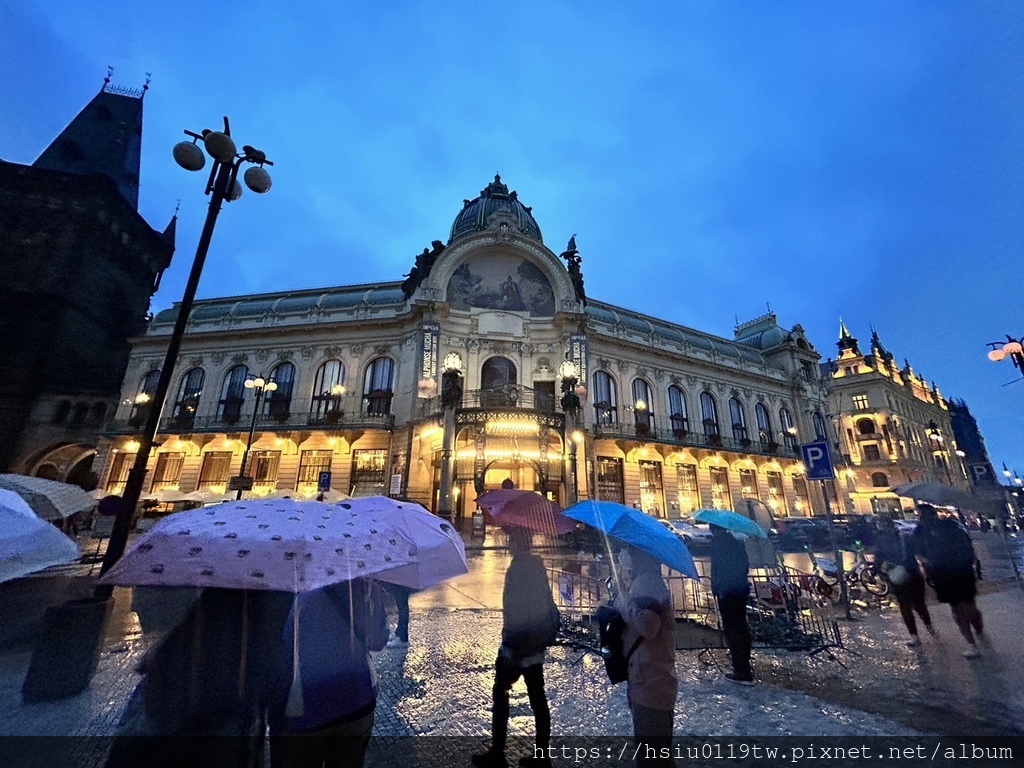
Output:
[
  {"xmin": 0, "ymin": 474, "xmax": 95, "ymax": 521},
  {"xmin": 475, "ymin": 489, "xmax": 577, "ymax": 536},
  {"xmin": 0, "ymin": 488, "xmax": 80, "ymax": 583},
  {"xmin": 328, "ymin": 496, "xmax": 468, "ymax": 589},
  {"xmin": 692, "ymin": 509, "xmax": 769, "ymax": 539},
  {"xmin": 98, "ymin": 498, "xmax": 419, "ymax": 592},
  {"xmin": 562, "ymin": 500, "xmax": 699, "ymax": 578}
]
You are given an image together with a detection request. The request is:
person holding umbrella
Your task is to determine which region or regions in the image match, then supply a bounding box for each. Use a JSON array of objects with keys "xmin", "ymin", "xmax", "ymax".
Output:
[
  {"xmin": 708, "ymin": 524, "xmax": 754, "ymax": 684},
  {"xmin": 473, "ymin": 526, "xmax": 559, "ymax": 768}
]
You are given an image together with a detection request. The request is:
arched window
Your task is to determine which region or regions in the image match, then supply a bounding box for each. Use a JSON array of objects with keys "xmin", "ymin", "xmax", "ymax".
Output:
[
  {"xmin": 813, "ymin": 412, "xmax": 828, "ymax": 441},
  {"xmin": 779, "ymin": 407, "xmax": 796, "ymax": 449},
  {"xmin": 173, "ymin": 368, "xmax": 205, "ymax": 428},
  {"xmin": 218, "ymin": 365, "xmax": 249, "ymax": 424},
  {"xmin": 364, "ymin": 357, "xmax": 395, "ymax": 415},
  {"xmin": 668, "ymin": 385, "xmax": 688, "ymax": 438},
  {"xmin": 481, "ymin": 356, "xmax": 518, "ymax": 407},
  {"xmin": 700, "ymin": 391, "xmax": 719, "ymax": 438},
  {"xmin": 51, "ymin": 400, "xmax": 72, "ymax": 425},
  {"xmin": 70, "ymin": 402, "xmax": 89, "ymax": 426},
  {"xmin": 729, "ymin": 397, "xmax": 747, "ymax": 442},
  {"xmin": 593, "ymin": 371, "xmax": 617, "ymax": 426},
  {"xmin": 88, "ymin": 402, "xmax": 108, "ymax": 427},
  {"xmin": 755, "ymin": 403, "xmax": 772, "ymax": 447},
  {"xmin": 871, "ymin": 472, "xmax": 889, "ymax": 488},
  {"xmin": 266, "ymin": 361, "xmax": 296, "ymax": 420},
  {"xmin": 856, "ymin": 418, "xmax": 876, "ymax": 435},
  {"xmin": 310, "ymin": 359, "xmax": 346, "ymax": 419},
  {"xmin": 129, "ymin": 370, "xmax": 161, "ymax": 425},
  {"xmin": 632, "ymin": 379, "xmax": 653, "ymax": 435}
]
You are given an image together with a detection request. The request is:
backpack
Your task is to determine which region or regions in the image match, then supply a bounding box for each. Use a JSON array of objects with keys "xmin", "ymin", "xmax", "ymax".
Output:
[{"xmin": 596, "ymin": 605, "xmax": 642, "ymax": 685}]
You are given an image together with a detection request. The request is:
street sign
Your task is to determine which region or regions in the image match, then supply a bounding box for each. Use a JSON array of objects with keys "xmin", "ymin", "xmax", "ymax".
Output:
[
  {"xmin": 228, "ymin": 476, "xmax": 254, "ymax": 491},
  {"xmin": 801, "ymin": 441, "xmax": 835, "ymax": 480},
  {"xmin": 317, "ymin": 471, "xmax": 332, "ymax": 492}
]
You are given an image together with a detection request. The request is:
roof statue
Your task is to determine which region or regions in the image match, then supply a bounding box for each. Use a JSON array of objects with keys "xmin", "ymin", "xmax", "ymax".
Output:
[
  {"xmin": 558, "ymin": 233, "xmax": 586, "ymax": 306},
  {"xmin": 401, "ymin": 240, "xmax": 445, "ymax": 300}
]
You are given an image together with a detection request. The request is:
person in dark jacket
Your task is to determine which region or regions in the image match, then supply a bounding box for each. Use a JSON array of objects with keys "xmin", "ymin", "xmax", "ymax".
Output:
[
  {"xmin": 473, "ymin": 527, "xmax": 557, "ymax": 768},
  {"xmin": 383, "ymin": 582, "xmax": 412, "ymax": 648},
  {"xmin": 709, "ymin": 524, "xmax": 753, "ymax": 684},
  {"xmin": 268, "ymin": 580, "xmax": 389, "ymax": 768},
  {"xmin": 914, "ymin": 504, "xmax": 984, "ymax": 658},
  {"xmin": 873, "ymin": 515, "xmax": 933, "ymax": 646}
]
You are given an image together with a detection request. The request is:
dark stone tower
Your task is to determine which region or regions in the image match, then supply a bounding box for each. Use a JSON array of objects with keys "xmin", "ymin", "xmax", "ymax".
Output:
[{"xmin": 0, "ymin": 73, "xmax": 174, "ymax": 479}]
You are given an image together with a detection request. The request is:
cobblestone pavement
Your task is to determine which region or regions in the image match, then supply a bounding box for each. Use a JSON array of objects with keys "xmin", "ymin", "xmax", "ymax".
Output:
[{"xmin": 3, "ymin": 531, "xmax": 1022, "ymax": 766}]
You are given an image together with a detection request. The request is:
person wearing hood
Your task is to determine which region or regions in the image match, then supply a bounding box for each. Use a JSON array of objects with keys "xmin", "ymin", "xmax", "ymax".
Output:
[
  {"xmin": 873, "ymin": 514, "xmax": 933, "ymax": 646},
  {"xmin": 709, "ymin": 524, "xmax": 754, "ymax": 685}
]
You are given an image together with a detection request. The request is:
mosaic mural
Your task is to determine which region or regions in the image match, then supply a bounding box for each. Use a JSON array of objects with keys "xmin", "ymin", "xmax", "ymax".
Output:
[{"xmin": 446, "ymin": 254, "xmax": 556, "ymax": 316}]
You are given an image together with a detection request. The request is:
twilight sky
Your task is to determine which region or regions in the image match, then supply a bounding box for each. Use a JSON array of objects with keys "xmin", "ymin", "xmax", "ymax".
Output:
[{"xmin": 2, "ymin": 1, "xmax": 1023, "ymax": 476}]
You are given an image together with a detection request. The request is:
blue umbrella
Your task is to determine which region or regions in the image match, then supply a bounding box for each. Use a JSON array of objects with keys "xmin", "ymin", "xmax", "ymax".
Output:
[
  {"xmin": 692, "ymin": 509, "xmax": 768, "ymax": 539},
  {"xmin": 562, "ymin": 500, "xmax": 698, "ymax": 578}
]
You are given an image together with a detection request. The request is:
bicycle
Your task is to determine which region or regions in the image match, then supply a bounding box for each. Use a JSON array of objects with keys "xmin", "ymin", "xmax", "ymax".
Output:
[{"xmin": 804, "ymin": 543, "xmax": 890, "ymax": 601}]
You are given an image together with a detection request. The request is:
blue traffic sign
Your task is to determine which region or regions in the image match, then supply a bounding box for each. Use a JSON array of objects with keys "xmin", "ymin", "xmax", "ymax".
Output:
[
  {"xmin": 801, "ymin": 441, "xmax": 835, "ymax": 480},
  {"xmin": 317, "ymin": 471, "xmax": 332, "ymax": 491}
]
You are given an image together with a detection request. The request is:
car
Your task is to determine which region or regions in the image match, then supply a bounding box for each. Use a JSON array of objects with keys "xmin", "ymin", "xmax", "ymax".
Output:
[
  {"xmin": 659, "ymin": 518, "xmax": 713, "ymax": 549},
  {"xmin": 775, "ymin": 516, "xmax": 832, "ymax": 548}
]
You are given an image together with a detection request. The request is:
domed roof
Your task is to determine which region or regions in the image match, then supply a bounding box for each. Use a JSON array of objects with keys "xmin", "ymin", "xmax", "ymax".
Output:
[{"xmin": 448, "ymin": 174, "xmax": 543, "ymax": 244}]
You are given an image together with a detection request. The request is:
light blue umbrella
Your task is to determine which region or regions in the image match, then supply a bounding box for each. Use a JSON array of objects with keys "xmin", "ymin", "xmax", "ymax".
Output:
[
  {"xmin": 692, "ymin": 509, "xmax": 769, "ymax": 539},
  {"xmin": 562, "ymin": 500, "xmax": 698, "ymax": 578}
]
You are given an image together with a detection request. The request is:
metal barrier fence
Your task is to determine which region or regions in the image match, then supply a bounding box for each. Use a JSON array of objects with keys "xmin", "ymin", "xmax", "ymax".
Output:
[{"xmin": 544, "ymin": 556, "xmax": 842, "ymax": 656}]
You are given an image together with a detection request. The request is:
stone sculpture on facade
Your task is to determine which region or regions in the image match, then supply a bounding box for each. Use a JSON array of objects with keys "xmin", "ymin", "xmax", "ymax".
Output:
[
  {"xmin": 558, "ymin": 234, "xmax": 587, "ymax": 306},
  {"xmin": 401, "ymin": 240, "xmax": 446, "ymax": 299}
]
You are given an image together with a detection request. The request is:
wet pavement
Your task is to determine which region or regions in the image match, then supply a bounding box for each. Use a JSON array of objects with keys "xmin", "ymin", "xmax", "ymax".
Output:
[{"xmin": 0, "ymin": 530, "xmax": 1021, "ymax": 766}]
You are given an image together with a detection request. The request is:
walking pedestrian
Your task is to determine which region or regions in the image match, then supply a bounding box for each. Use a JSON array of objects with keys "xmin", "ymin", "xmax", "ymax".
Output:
[
  {"xmin": 613, "ymin": 546, "xmax": 677, "ymax": 767},
  {"xmin": 268, "ymin": 580, "xmax": 390, "ymax": 768},
  {"xmin": 472, "ymin": 527, "xmax": 558, "ymax": 768},
  {"xmin": 873, "ymin": 515, "xmax": 933, "ymax": 646},
  {"xmin": 709, "ymin": 524, "xmax": 754, "ymax": 684},
  {"xmin": 384, "ymin": 582, "xmax": 412, "ymax": 648},
  {"xmin": 914, "ymin": 504, "xmax": 984, "ymax": 658}
]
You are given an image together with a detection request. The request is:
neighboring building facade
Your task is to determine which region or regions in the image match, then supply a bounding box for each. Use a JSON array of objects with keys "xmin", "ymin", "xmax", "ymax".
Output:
[
  {"xmin": 824, "ymin": 322, "xmax": 970, "ymax": 516},
  {"xmin": 0, "ymin": 75, "xmax": 175, "ymax": 482},
  {"xmin": 98, "ymin": 175, "xmax": 837, "ymax": 525}
]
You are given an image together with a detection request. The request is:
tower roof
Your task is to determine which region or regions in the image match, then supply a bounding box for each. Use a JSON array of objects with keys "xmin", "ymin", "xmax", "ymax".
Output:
[
  {"xmin": 32, "ymin": 74, "xmax": 147, "ymax": 209},
  {"xmin": 448, "ymin": 174, "xmax": 543, "ymax": 244}
]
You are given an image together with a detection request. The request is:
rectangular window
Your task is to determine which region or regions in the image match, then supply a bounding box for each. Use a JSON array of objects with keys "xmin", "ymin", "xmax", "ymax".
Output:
[
  {"xmin": 852, "ymin": 394, "xmax": 869, "ymax": 410},
  {"xmin": 637, "ymin": 460, "xmax": 664, "ymax": 517},
  {"xmin": 106, "ymin": 452, "xmax": 133, "ymax": 494},
  {"xmin": 249, "ymin": 450, "xmax": 281, "ymax": 489},
  {"xmin": 676, "ymin": 464, "xmax": 698, "ymax": 516},
  {"xmin": 198, "ymin": 451, "xmax": 233, "ymax": 488},
  {"xmin": 863, "ymin": 444, "xmax": 881, "ymax": 461},
  {"xmin": 792, "ymin": 474, "xmax": 810, "ymax": 515},
  {"xmin": 765, "ymin": 471, "xmax": 786, "ymax": 515},
  {"xmin": 738, "ymin": 468, "xmax": 758, "ymax": 500},
  {"xmin": 298, "ymin": 450, "xmax": 333, "ymax": 485},
  {"xmin": 151, "ymin": 452, "xmax": 185, "ymax": 490},
  {"xmin": 596, "ymin": 457, "xmax": 624, "ymax": 503},
  {"xmin": 708, "ymin": 466, "xmax": 731, "ymax": 510},
  {"xmin": 351, "ymin": 449, "xmax": 388, "ymax": 496}
]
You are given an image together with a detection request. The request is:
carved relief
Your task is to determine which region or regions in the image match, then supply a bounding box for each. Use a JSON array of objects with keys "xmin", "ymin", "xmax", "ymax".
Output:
[
  {"xmin": 616, "ymin": 360, "xmax": 629, "ymax": 373},
  {"xmin": 670, "ymin": 374, "xmax": 682, "ymax": 385},
  {"xmin": 374, "ymin": 345, "xmax": 391, "ymax": 355},
  {"xmin": 301, "ymin": 346, "xmax": 314, "ymax": 359},
  {"xmin": 276, "ymin": 350, "xmax": 294, "ymax": 361},
  {"xmin": 256, "ymin": 349, "xmax": 270, "ymax": 362},
  {"xmin": 323, "ymin": 345, "xmax": 344, "ymax": 358},
  {"xmin": 653, "ymin": 369, "xmax": 665, "ymax": 382},
  {"xmin": 351, "ymin": 343, "xmax": 364, "ymax": 355},
  {"xmin": 211, "ymin": 352, "xmax": 226, "ymax": 365}
]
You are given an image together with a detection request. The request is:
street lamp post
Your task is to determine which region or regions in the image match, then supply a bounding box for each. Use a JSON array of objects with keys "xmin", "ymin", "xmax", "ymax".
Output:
[
  {"xmin": 987, "ymin": 336, "xmax": 1024, "ymax": 370},
  {"xmin": 99, "ymin": 118, "xmax": 273, "ymax": 578},
  {"xmin": 559, "ymin": 358, "xmax": 582, "ymax": 505},
  {"xmin": 437, "ymin": 353, "xmax": 463, "ymax": 523},
  {"xmin": 235, "ymin": 375, "xmax": 277, "ymax": 500}
]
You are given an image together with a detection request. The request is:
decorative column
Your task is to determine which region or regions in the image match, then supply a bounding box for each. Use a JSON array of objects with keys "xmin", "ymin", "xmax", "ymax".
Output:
[
  {"xmin": 559, "ymin": 358, "xmax": 582, "ymax": 505},
  {"xmin": 438, "ymin": 352, "xmax": 464, "ymax": 522}
]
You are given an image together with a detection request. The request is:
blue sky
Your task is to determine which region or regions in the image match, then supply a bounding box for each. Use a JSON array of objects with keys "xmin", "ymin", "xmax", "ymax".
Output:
[{"xmin": 3, "ymin": 1, "xmax": 1023, "ymax": 476}]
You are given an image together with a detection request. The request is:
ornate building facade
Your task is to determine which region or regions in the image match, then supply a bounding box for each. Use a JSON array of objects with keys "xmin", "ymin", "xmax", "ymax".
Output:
[
  {"xmin": 824, "ymin": 323, "xmax": 971, "ymax": 516},
  {"xmin": 0, "ymin": 75, "xmax": 175, "ymax": 482},
  {"xmin": 98, "ymin": 176, "xmax": 849, "ymax": 524}
]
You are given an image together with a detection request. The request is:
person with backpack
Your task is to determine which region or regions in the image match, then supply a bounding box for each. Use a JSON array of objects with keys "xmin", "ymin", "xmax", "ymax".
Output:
[
  {"xmin": 873, "ymin": 515, "xmax": 933, "ymax": 646},
  {"xmin": 914, "ymin": 504, "xmax": 984, "ymax": 658},
  {"xmin": 613, "ymin": 546, "xmax": 677, "ymax": 767},
  {"xmin": 473, "ymin": 527, "xmax": 559, "ymax": 768},
  {"xmin": 709, "ymin": 524, "xmax": 754, "ymax": 684}
]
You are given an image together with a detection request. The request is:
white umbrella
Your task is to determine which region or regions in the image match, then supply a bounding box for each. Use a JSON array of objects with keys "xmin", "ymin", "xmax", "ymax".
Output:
[
  {"xmin": 330, "ymin": 496, "xmax": 468, "ymax": 589},
  {"xmin": 893, "ymin": 481, "xmax": 997, "ymax": 513},
  {"xmin": 98, "ymin": 498, "xmax": 418, "ymax": 592},
  {"xmin": 181, "ymin": 488, "xmax": 235, "ymax": 504},
  {"xmin": 0, "ymin": 489, "xmax": 80, "ymax": 583},
  {"xmin": 0, "ymin": 474, "xmax": 95, "ymax": 520},
  {"xmin": 142, "ymin": 488, "xmax": 190, "ymax": 503}
]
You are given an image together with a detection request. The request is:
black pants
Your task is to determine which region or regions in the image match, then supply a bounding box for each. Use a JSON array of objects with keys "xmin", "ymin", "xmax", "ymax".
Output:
[
  {"xmin": 893, "ymin": 577, "xmax": 931, "ymax": 636},
  {"xmin": 718, "ymin": 593, "xmax": 752, "ymax": 678},
  {"xmin": 631, "ymin": 703, "xmax": 673, "ymax": 767},
  {"xmin": 491, "ymin": 656, "xmax": 550, "ymax": 753}
]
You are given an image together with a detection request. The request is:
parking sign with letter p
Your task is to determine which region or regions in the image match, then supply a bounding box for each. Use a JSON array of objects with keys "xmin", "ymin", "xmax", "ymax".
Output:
[{"xmin": 801, "ymin": 440, "xmax": 835, "ymax": 480}]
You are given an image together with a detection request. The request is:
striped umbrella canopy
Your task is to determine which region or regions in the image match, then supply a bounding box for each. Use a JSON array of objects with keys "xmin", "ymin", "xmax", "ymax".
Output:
[{"xmin": 0, "ymin": 475, "xmax": 95, "ymax": 521}]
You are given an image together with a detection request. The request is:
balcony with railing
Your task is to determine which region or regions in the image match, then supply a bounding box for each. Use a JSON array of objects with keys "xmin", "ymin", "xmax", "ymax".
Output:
[{"xmin": 591, "ymin": 419, "xmax": 800, "ymax": 458}]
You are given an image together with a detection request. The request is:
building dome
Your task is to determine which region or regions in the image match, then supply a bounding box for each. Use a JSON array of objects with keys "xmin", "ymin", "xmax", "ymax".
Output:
[{"xmin": 448, "ymin": 174, "xmax": 543, "ymax": 244}]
